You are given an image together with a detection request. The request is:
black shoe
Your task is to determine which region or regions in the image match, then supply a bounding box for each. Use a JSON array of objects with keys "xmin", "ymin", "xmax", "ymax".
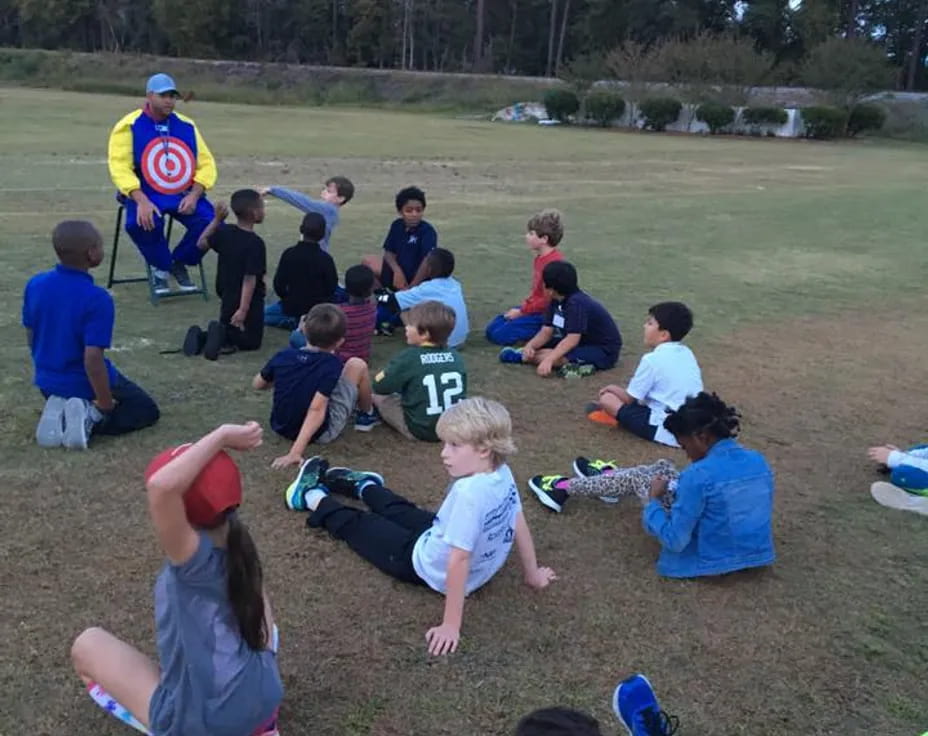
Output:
[
  {"xmin": 528, "ymin": 475, "xmax": 569, "ymax": 512},
  {"xmin": 171, "ymin": 261, "xmax": 198, "ymax": 292},
  {"xmin": 183, "ymin": 325, "xmax": 206, "ymax": 356},
  {"xmin": 324, "ymin": 467, "xmax": 385, "ymax": 498},
  {"xmin": 203, "ymin": 321, "xmax": 224, "ymax": 361}
]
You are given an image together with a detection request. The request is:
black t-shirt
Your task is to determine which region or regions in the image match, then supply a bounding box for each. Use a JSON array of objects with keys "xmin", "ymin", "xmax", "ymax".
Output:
[
  {"xmin": 209, "ymin": 224, "xmax": 267, "ymax": 317},
  {"xmin": 272, "ymin": 241, "xmax": 338, "ymax": 318}
]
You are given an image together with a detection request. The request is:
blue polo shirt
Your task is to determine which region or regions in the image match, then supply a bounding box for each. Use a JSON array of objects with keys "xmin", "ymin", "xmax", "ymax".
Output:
[
  {"xmin": 382, "ymin": 218, "xmax": 438, "ymax": 283},
  {"xmin": 22, "ymin": 265, "xmax": 118, "ymax": 399}
]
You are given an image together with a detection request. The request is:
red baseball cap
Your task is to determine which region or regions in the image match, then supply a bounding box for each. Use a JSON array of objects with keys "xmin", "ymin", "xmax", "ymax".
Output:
[{"xmin": 145, "ymin": 445, "xmax": 242, "ymax": 528}]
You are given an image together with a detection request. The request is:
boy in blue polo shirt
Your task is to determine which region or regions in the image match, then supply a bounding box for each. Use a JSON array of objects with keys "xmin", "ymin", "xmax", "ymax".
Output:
[
  {"xmin": 362, "ymin": 186, "xmax": 437, "ymax": 291},
  {"xmin": 22, "ymin": 221, "xmax": 160, "ymax": 450}
]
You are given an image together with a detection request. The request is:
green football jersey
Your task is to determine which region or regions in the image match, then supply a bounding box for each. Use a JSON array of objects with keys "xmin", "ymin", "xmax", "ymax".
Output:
[{"xmin": 373, "ymin": 345, "xmax": 467, "ymax": 441}]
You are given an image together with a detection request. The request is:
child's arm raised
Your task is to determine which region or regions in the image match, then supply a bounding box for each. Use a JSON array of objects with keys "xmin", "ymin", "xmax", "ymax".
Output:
[
  {"xmin": 271, "ymin": 392, "xmax": 329, "ymax": 469},
  {"xmin": 513, "ymin": 511, "xmax": 557, "ymax": 589},
  {"xmin": 425, "ymin": 547, "xmax": 470, "ymax": 656},
  {"xmin": 147, "ymin": 422, "xmax": 263, "ymax": 565},
  {"xmin": 196, "ymin": 202, "xmax": 228, "ymax": 251}
]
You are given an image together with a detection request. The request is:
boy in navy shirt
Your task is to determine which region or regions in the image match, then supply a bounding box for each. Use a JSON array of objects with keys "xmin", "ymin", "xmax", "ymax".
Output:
[
  {"xmin": 362, "ymin": 186, "xmax": 437, "ymax": 291},
  {"xmin": 500, "ymin": 261, "xmax": 621, "ymax": 379},
  {"xmin": 23, "ymin": 221, "xmax": 159, "ymax": 449},
  {"xmin": 253, "ymin": 303, "xmax": 380, "ymax": 469}
]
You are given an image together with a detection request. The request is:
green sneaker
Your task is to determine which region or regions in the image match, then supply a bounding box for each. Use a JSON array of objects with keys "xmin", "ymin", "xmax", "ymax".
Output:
[
  {"xmin": 559, "ymin": 362, "xmax": 597, "ymax": 379},
  {"xmin": 528, "ymin": 475, "xmax": 570, "ymax": 513},
  {"xmin": 324, "ymin": 467, "xmax": 385, "ymax": 498},
  {"xmin": 284, "ymin": 456, "xmax": 328, "ymax": 511}
]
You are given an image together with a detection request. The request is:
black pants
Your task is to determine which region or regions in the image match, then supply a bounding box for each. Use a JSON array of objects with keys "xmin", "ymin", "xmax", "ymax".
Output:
[
  {"xmin": 220, "ymin": 297, "xmax": 264, "ymax": 351},
  {"xmin": 95, "ymin": 372, "xmax": 160, "ymax": 436},
  {"xmin": 307, "ymin": 485, "xmax": 435, "ymax": 584}
]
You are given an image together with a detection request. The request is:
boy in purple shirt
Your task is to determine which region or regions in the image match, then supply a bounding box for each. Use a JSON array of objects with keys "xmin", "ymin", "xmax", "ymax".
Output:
[{"xmin": 499, "ymin": 261, "xmax": 621, "ymax": 379}]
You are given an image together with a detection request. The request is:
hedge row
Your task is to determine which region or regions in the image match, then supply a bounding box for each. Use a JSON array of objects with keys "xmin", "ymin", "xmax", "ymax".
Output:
[{"xmin": 541, "ymin": 88, "xmax": 886, "ymax": 139}]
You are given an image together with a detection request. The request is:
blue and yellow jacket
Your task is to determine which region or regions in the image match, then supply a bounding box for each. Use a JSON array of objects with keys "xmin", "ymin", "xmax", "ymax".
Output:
[{"xmin": 107, "ymin": 106, "xmax": 217, "ymax": 209}]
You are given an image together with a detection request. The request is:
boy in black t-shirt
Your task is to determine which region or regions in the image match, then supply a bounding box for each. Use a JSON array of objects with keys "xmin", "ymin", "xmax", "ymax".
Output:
[
  {"xmin": 186, "ymin": 189, "xmax": 267, "ymax": 360},
  {"xmin": 264, "ymin": 212, "xmax": 338, "ymax": 331}
]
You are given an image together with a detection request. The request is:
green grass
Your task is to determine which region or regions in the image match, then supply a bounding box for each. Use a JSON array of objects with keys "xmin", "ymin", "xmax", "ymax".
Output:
[{"xmin": 1, "ymin": 86, "xmax": 927, "ymax": 735}]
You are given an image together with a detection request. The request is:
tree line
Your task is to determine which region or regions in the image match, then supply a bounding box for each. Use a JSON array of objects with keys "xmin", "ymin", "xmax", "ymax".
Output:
[{"xmin": 1, "ymin": 0, "xmax": 927, "ymax": 90}]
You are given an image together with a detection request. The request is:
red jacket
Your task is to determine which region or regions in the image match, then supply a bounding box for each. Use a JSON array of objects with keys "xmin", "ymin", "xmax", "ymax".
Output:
[{"xmin": 520, "ymin": 248, "xmax": 564, "ymax": 314}]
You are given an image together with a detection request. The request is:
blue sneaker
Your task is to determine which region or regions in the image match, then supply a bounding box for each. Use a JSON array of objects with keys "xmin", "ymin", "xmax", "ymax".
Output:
[
  {"xmin": 324, "ymin": 467, "xmax": 384, "ymax": 498},
  {"xmin": 354, "ymin": 407, "xmax": 382, "ymax": 432},
  {"xmin": 284, "ymin": 456, "xmax": 329, "ymax": 510},
  {"xmin": 613, "ymin": 674, "xmax": 679, "ymax": 735},
  {"xmin": 498, "ymin": 347, "xmax": 524, "ymax": 364}
]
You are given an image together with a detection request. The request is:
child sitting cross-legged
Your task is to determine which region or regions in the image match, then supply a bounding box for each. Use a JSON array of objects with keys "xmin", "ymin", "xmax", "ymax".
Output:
[
  {"xmin": 373, "ymin": 300, "xmax": 467, "ymax": 442},
  {"xmin": 70, "ymin": 422, "xmax": 283, "ymax": 736},
  {"xmin": 499, "ymin": 261, "xmax": 622, "ymax": 379},
  {"xmin": 529, "ymin": 392, "xmax": 776, "ymax": 579},
  {"xmin": 253, "ymin": 303, "xmax": 380, "ymax": 469},
  {"xmin": 283, "ymin": 397, "xmax": 557, "ymax": 656},
  {"xmin": 586, "ymin": 301, "xmax": 702, "ymax": 447}
]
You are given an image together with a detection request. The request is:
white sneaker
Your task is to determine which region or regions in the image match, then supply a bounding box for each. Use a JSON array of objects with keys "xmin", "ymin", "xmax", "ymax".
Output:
[
  {"xmin": 870, "ymin": 481, "xmax": 928, "ymax": 516},
  {"xmin": 36, "ymin": 395, "xmax": 66, "ymax": 447},
  {"xmin": 151, "ymin": 269, "xmax": 171, "ymax": 295},
  {"xmin": 62, "ymin": 398, "xmax": 100, "ymax": 450}
]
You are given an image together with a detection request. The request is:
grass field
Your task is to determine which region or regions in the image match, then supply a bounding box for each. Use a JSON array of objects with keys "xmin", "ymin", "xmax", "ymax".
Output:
[{"xmin": 1, "ymin": 86, "xmax": 927, "ymax": 736}]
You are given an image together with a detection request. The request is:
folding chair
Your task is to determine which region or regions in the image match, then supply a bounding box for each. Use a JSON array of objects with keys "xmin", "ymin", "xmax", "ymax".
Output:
[{"xmin": 107, "ymin": 201, "xmax": 209, "ymax": 305}]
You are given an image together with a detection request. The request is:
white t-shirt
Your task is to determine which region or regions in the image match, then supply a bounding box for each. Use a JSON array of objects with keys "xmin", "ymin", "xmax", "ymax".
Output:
[
  {"xmin": 626, "ymin": 342, "xmax": 703, "ymax": 447},
  {"xmin": 412, "ymin": 464, "xmax": 522, "ymax": 595},
  {"xmin": 395, "ymin": 277, "xmax": 470, "ymax": 348}
]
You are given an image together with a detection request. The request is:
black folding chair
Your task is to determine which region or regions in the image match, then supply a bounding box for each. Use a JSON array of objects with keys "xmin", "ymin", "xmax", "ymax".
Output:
[{"xmin": 107, "ymin": 202, "xmax": 209, "ymax": 305}]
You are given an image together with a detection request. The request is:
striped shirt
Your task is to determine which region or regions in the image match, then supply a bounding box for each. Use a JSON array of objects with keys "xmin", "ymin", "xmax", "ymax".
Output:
[{"xmin": 337, "ymin": 301, "xmax": 376, "ymax": 364}]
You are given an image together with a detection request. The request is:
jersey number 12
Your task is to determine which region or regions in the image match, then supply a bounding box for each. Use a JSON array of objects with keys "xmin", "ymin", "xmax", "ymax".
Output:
[{"xmin": 423, "ymin": 372, "xmax": 464, "ymax": 416}]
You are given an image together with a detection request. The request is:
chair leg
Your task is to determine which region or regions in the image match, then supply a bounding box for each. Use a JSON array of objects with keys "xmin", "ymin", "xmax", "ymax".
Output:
[{"xmin": 107, "ymin": 206, "xmax": 124, "ymax": 289}]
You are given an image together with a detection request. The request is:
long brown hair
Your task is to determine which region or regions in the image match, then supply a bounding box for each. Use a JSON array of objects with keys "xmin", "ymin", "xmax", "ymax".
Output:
[{"xmin": 225, "ymin": 512, "xmax": 267, "ymax": 650}]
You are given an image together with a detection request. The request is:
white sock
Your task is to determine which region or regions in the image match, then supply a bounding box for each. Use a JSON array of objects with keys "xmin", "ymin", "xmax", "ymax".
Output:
[{"xmin": 304, "ymin": 488, "xmax": 328, "ymax": 511}]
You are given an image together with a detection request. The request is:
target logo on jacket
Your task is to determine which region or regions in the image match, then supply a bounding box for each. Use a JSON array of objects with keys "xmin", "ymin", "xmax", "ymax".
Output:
[{"xmin": 140, "ymin": 136, "xmax": 195, "ymax": 195}]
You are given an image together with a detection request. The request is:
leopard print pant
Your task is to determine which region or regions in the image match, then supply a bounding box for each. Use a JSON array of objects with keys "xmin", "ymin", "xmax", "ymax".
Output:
[{"xmin": 566, "ymin": 459, "xmax": 679, "ymax": 507}]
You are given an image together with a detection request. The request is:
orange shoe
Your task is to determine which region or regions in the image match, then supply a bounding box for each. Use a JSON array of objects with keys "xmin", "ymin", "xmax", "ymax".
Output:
[{"xmin": 585, "ymin": 403, "xmax": 618, "ymax": 427}]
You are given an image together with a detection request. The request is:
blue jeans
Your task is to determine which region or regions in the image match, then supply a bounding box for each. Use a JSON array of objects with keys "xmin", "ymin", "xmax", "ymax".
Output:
[
  {"xmin": 264, "ymin": 300, "xmax": 299, "ymax": 330},
  {"xmin": 484, "ymin": 311, "xmax": 545, "ymax": 345},
  {"xmin": 124, "ymin": 197, "xmax": 213, "ymax": 272}
]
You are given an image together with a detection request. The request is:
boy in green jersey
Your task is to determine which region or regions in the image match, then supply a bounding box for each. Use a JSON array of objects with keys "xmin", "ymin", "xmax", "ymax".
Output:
[{"xmin": 372, "ymin": 300, "xmax": 467, "ymax": 441}]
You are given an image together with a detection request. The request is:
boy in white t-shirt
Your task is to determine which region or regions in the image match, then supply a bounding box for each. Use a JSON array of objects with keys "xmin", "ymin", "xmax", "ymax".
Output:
[
  {"xmin": 282, "ymin": 397, "xmax": 556, "ymax": 655},
  {"xmin": 586, "ymin": 302, "xmax": 702, "ymax": 447}
]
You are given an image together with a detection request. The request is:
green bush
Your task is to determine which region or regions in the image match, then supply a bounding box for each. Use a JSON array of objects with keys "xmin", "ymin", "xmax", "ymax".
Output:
[
  {"xmin": 846, "ymin": 103, "xmax": 886, "ymax": 136},
  {"xmin": 742, "ymin": 106, "xmax": 788, "ymax": 126},
  {"xmin": 696, "ymin": 102, "xmax": 735, "ymax": 134},
  {"xmin": 543, "ymin": 88, "xmax": 580, "ymax": 122},
  {"xmin": 583, "ymin": 90, "xmax": 626, "ymax": 127},
  {"xmin": 802, "ymin": 105, "xmax": 849, "ymax": 139},
  {"xmin": 639, "ymin": 97, "xmax": 682, "ymax": 131}
]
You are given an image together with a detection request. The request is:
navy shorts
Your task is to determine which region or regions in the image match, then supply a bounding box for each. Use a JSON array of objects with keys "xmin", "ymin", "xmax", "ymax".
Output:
[
  {"xmin": 617, "ymin": 402, "xmax": 657, "ymax": 441},
  {"xmin": 543, "ymin": 339, "xmax": 617, "ymax": 370}
]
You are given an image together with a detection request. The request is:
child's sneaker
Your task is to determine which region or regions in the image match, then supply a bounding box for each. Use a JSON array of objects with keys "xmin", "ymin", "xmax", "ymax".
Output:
[
  {"xmin": 324, "ymin": 467, "xmax": 384, "ymax": 498},
  {"xmin": 354, "ymin": 407, "xmax": 382, "ymax": 432},
  {"xmin": 613, "ymin": 673, "xmax": 679, "ymax": 735},
  {"xmin": 585, "ymin": 401, "xmax": 619, "ymax": 427},
  {"xmin": 183, "ymin": 325, "xmax": 206, "ymax": 356},
  {"xmin": 151, "ymin": 269, "xmax": 171, "ymax": 295},
  {"xmin": 36, "ymin": 395, "xmax": 67, "ymax": 447},
  {"xmin": 498, "ymin": 347, "xmax": 524, "ymax": 364},
  {"xmin": 375, "ymin": 321, "xmax": 395, "ymax": 337},
  {"xmin": 573, "ymin": 456, "xmax": 619, "ymax": 478},
  {"xmin": 528, "ymin": 475, "xmax": 570, "ymax": 513},
  {"xmin": 870, "ymin": 481, "xmax": 928, "ymax": 516},
  {"xmin": 62, "ymin": 397, "xmax": 100, "ymax": 450},
  {"xmin": 203, "ymin": 320, "xmax": 224, "ymax": 361},
  {"xmin": 559, "ymin": 362, "xmax": 596, "ymax": 379},
  {"xmin": 284, "ymin": 456, "xmax": 328, "ymax": 511},
  {"xmin": 170, "ymin": 261, "xmax": 198, "ymax": 291}
]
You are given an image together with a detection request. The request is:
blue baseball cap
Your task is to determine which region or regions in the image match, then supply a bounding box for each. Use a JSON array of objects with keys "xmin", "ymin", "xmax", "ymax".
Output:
[{"xmin": 146, "ymin": 73, "xmax": 178, "ymax": 95}]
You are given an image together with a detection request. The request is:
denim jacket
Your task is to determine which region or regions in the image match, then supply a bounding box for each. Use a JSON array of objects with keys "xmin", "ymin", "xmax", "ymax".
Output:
[{"xmin": 642, "ymin": 438, "xmax": 775, "ymax": 578}]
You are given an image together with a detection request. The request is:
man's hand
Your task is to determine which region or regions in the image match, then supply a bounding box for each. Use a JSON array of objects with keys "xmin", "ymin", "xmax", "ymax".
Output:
[
  {"xmin": 220, "ymin": 421, "xmax": 263, "ymax": 451},
  {"xmin": 536, "ymin": 357, "xmax": 555, "ymax": 377},
  {"xmin": 425, "ymin": 623, "xmax": 460, "ymax": 656},
  {"xmin": 867, "ymin": 445, "xmax": 897, "ymax": 465},
  {"xmin": 522, "ymin": 345, "xmax": 536, "ymax": 361},
  {"xmin": 524, "ymin": 566, "xmax": 557, "ymax": 590},
  {"xmin": 650, "ymin": 476, "xmax": 669, "ymax": 499},
  {"xmin": 135, "ymin": 197, "xmax": 160, "ymax": 231},
  {"xmin": 271, "ymin": 452, "xmax": 303, "ymax": 469},
  {"xmin": 230, "ymin": 309, "xmax": 247, "ymax": 330},
  {"xmin": 504, "ymin": 308, "xmax": 522, "ymax": 321},
  {"xmin": 178, "ymin": 190, "xmax": 201, "ymax": 215},
  {"xmin": 213, "ymin": 202, "xmax": 229, "ymax": 222}
]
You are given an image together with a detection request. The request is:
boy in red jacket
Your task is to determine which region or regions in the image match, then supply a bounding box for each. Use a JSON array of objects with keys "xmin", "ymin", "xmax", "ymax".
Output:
[{"xmin": 484, "ymin": 209, "xmax": 564, "ymax": 345}]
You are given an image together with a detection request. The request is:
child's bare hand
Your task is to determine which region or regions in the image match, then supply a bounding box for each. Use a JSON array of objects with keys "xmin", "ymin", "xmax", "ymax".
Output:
[
  {"xmin": 650, "ymin": 476, "xmax": 669, "ymax": 499},
  {"xmin": 425, "ymin": 623, "xmax": 460, "ymax": 655},
  {"xmin": 525, "ymin": 566, "xmax": 557, "ymax": 590},
  {"xmin": 220, "ymin": 422, "xmax": 263, "ymax": 450},
  {"xmin": 230, "ymin": 308, "xmax": 246, "ymax": 330},
  {"xmin": 867, "ymin": 446, "xmax": 895, "ymax": 465},
  {"xmin": 504, "ymin": 308, "xmax": 522, "ymax": 321},
  {"xmin": 258, "ymin": 187, "xmax": 271, "ymax": 197},
  {"xmin": 536, "ymin": 358, "xmax": 555, "ymax": 377},
  {"xmin": 271, "ymin": 452, "xmax": 302, "ymax": 469},
  {"xmin": 213, "ymin": 202, "xmax": 229, "ymax": 221},
  {"xmin": 522, "ymin": 345, "xmax": 536, "ymax": 361},
  {"xmin": 599, "ymin": 384, "xmax": 623, "ymax": 397}
]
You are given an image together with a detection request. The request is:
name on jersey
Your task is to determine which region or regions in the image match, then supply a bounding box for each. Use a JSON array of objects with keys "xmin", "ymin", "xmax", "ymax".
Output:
[{"xmin": 419, "ymin": 352, "xmax": 455, "ymax": 365}]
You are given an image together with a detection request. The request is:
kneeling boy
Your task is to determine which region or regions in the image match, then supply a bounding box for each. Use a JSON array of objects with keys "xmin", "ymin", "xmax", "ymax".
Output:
[
  {"xmin": 373, "ymin": 301, "xmax": 467, "ymax": 441},
  {"xmin": 253, "ymin": 304, "xmax": 379, "ymax": 469},
  {"xmin": 24, "ymin": 221, "xmax": 160, "ymax": 449}
]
